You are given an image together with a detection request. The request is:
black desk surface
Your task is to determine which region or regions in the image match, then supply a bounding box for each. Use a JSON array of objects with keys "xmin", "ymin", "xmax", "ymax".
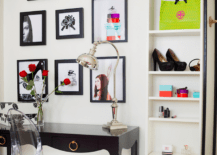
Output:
[{"xmin": 0, "ymin": 122, "xmax": 139, "ymax": 137}]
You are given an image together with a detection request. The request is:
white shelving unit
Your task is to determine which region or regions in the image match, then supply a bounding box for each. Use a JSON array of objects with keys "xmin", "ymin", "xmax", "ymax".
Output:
[{"xmin": 145, "ymin": 0, "xmax": 204, "ymax": 155}]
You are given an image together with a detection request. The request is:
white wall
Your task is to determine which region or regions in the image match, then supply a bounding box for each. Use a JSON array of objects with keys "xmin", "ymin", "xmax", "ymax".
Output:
[
  {"xmin": 0, "ymin": 0, "xmax": 4, "ymax": 101},
  {"xmin": 3, "ymin": 0, "xmax": 148, "ymax": 154}
]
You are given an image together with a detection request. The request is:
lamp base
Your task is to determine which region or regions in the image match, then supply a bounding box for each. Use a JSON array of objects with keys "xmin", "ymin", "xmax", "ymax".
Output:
[{"xmin": 103, "ymin": 121, "xmax": 128, "ymax": 130}]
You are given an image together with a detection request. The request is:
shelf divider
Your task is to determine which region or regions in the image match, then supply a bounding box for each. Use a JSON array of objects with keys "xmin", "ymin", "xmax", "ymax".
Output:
[
  {"xmin": 149, "ymin": 29, "xmax": 201, "ymax": 37},
  {"xmin": 149, "ymin": 97, "xmax": 200, "ymax": 101},
  {"xmin": 148, "ymin": 71, "xmax": 200, "ymax": 75},
  {"xmin": 149, "ymin": 117, "xmax": 199, "ymax": 123}
]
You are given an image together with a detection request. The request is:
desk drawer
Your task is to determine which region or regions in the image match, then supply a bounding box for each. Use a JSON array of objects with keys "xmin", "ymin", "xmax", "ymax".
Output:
[
  {"xmin": 52, "ymin": 136, "xmax": 98, "ymax": 153},
  {"xmin": 0, "ymin": 135, "xmax": 7, "ymax": 146}
]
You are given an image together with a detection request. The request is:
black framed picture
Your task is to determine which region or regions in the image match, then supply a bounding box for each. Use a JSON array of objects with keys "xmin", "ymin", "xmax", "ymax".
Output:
[
  {"xmin": 56, "ymin": 8, "xmax": 84, "ymax": 39},
  {"xmin": 92, "ymin": 0, "xmax": 128, "ymax": 43},
  {"xmin": 90, "ymin": 56, "xmax": 126, "ymax": 103},
  {"xmin": 17, "ymin": 59, "xmax": 48, "ymax": 102},
  {"xmin": 55, "ymin": 59, "xmax": 83, "ymax": 95},
  {"xmin": 20, "ymin": 11, "xmax": 46, "ymax": 46}
]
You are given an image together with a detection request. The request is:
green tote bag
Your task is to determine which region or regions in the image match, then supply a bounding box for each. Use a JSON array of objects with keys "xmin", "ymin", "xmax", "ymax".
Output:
[{"xmin": 160, "ymin": 0, "xmax": 200, "ymax": 30}]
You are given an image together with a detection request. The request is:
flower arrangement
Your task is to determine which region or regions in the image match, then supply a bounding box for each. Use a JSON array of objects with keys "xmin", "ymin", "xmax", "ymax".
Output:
[{"xmin": 19, "ymin": 64, "xmax": 71, "ymax": 126}]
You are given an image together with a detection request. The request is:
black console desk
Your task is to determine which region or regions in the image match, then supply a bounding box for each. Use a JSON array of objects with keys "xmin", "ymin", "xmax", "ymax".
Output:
[{"xmin": 0, "ymin": 123, "xmax": 139, "ymax": 155}]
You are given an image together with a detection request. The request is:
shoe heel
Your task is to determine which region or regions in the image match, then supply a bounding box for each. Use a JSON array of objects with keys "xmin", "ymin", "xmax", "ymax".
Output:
[{"xmin": 154, "ymin": 59, "xmax": 157, "ymax": 71}]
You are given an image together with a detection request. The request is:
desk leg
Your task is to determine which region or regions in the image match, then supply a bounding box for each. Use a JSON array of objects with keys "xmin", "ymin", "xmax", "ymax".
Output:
[
  {"xmin": 131, "ymin": 141, "xmax": 138, "ymax": 155},
  {"xmin": 7, "ymin": 145, "xmax": 11, "ymax": 155}
]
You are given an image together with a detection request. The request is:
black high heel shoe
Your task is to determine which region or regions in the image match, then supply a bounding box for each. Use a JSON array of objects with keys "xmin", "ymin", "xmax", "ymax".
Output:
[
  {"xmin": 152, "ymin": 49, "xmax": 174, "ymax": 71},
  {"xmin": 166, "ymin": 49, "xmax": 187, "ymax": 71}
]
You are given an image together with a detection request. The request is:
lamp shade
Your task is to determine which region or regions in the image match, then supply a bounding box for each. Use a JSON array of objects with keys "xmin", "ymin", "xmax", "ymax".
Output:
[{"xmin": 76, "ymin": 53, "xmax": 98, "ymax": 70}]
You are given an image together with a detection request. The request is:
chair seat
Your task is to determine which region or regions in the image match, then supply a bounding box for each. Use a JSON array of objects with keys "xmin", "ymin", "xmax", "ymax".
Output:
[{"xmin": 43, "ymin": 145, "xmax": 110, "ymax": 155}]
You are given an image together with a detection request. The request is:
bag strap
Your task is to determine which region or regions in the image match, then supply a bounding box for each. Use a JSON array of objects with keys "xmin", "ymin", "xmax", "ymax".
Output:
[{"xmin": 175, "ymin": 0, "xmax": 187, "ymax": 5}]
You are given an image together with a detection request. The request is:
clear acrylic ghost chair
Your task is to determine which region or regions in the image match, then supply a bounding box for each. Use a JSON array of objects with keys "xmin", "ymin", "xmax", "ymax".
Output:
[{"xmin": 7, "ymin": 108, "xmax": 43, "ymax": 155}]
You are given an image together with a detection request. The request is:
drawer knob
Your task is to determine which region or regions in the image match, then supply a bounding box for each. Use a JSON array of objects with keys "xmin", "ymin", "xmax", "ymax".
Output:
[
  {"xmin": 69, "ymin": 141, "xmax": 78, "ymax": 152},
  {"xmin": 0, "ymin": 136, "xmax": 6, "ymax": 145}
]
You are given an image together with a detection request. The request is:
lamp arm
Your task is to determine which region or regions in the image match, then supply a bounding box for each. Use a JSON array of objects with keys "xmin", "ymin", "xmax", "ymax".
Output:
[{"xmin": 91, "ymin": 41, "xmax": 120, "ymax": 100}]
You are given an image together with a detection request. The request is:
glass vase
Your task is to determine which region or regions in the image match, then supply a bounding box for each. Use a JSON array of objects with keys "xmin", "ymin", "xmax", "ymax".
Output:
[{"xmin": 37, "ymin": 104, "xmax": 44, "ymax": 126}]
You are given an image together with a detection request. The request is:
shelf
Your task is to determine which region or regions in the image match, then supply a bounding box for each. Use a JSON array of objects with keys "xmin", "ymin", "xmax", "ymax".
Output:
[
  {"xmin": 149, "ymin": 152, "xmax": 181, "ymax": 155},
  {"xmin": 149, "ymin": 29, "xmax": 201, "ymax": 37},
  {"xmin": 149, "ymin": 97, "xmax": 200, "ymax": 101},
  {"xmin": 149, "ymin": 71, "xmax": 200, "ymax": 75},
  {"xmin": 149, "ymin": 117, "xmax": 199, "ymax": 123}
]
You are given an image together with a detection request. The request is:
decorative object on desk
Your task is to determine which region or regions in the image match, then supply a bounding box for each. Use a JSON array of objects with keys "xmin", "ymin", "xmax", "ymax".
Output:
[
  {"xmin": 166, "ymin": 49, "xmax": 187, "ymax": 71},
  {"xmin": 152, "ymin": 49, "xmax": 174, "ymax": 71},
  {"xmin": 160, "ymin": 0, "xmax": 200, "ymax": 30},
  {"xmin": 17, "ymin": 59, "xmax": 48, "ymax": 102},
  {"xmin": 162, "ymin": 145, "xmax": 173, "ymax": 155},
  {"xmin": 193, "ymin": 92, "xmax": 200, "ymax": 98},
  {"xmin": 56, "ymin": 8, "xmax": 84, "ymax": 39},
  {"xmin": 55, "ymin": 59, "xmax": 83, "ymax": 95},
  {"xmin": 89, "ymin": 56, "xmax": 126, "ymax": 103},
  {"xmin": 176, "ymin": 87, "xmax": 188, "ymax": 97},
  {"xmin": 20, "ymin": 11, "xmax": 46, "ymax": 46},
  {"xmin": 181, "ymin": 145, "xmax": 191, "ymax": 155},
  {"xmin": 18, "ymin": 62, "xmax": 71, "ymax": 126},
  {"xmin": 189, "ymin": 59, "xmax": 200, "ymax": 71},
  {"xmin": 159, "ymin": 85, "xmax": 173, "ymax": 97},
  {"xmin": 77, "ymin": 41, "xmax": 127, "ymax": 130},
  {"xmin": 92, "ymin": 0, "xmax": 128, "ymax": 43}
]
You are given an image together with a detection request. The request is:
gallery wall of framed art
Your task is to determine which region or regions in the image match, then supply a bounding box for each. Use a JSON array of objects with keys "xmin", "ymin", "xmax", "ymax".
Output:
[
  {"xmin": 20, "ymin": 11, "xmax": 46, "ymax": 46},
  {"xmin": 17, "ymin": 59, "xmax": 48, "ymax": 102},
  {"xmin": 92, "ymin": 0, "xmax": 128, "ymax": 43},
  {"xmin": 55, "ymin": 59, "xmax": 83, "ymax": 95}
]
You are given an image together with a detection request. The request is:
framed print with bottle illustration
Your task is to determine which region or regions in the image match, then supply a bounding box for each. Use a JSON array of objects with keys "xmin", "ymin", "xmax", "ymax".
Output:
[
  {"xmin": 56, "ymin": 8, "xmax": 84, "ymax": 39},
  {"xmin": 92, "ymin": 0, "xmax": 128, "ymax": 43},
  {"xmin": 17, "ymin": 59, "xmax": 48, "ymax": 102},
  {"xmin": 90, "ymin": 56, "xmax": 126, "ymax": 103},
  {"xmin": 55, "ymin": 59, "xmax": 83, "ymax": 95},
  {"xmin": 20, "ymin": 11, "xmax": 46, "ymax": 46}
]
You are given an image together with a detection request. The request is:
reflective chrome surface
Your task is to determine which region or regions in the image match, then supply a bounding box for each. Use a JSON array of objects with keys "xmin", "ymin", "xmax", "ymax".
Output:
[{"xmin": 76, "ymin": 53, "xmax": 98, "ymax": 70}]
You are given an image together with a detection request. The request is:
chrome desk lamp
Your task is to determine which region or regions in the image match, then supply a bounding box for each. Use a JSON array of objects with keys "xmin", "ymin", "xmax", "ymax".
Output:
[{"xmin": 76, "ymin": 41, "xmax": 127, "ymax": 130}]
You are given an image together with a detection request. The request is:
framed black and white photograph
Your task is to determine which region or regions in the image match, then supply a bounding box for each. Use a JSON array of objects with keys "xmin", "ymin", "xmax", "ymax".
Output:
[
  {"xmin": 90, "ymin": 56, "xmax": 126, "ymax": 103},
  {"xmin": 56, "ymin": 8, "xmax": 84, "ymax": 39},
  {"xmin": 55, "ymin": 59, "xmax": 83, "ymax": 95},
  {"xmin": 17, "ymin": 59, "xmax": 48, "ymax": 102},
  {"xmin": 92, "ymin": 0, "xmax": 128, "ymax": 43},
  {"xmin": 20, "ymin": 11, "xmax": 46, "ymax": 46}
]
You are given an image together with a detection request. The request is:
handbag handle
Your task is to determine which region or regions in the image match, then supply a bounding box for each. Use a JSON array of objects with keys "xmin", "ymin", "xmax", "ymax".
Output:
[{"xmin": 175, "ymin": 0, "xmax": 187, "ymax": 4}]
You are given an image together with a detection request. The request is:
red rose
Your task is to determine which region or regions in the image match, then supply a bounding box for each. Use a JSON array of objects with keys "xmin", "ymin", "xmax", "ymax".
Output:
[
  {"xmin": 19, "ymin": 70, "xmax": 27, "ymax": 77},
  {"xmin": 42, "ymin": 70, "xmax": 49, "ymax": 77},
  {"xmin": 63, "ymin": 78, "xmax": 71, "ymax": 85},
  {"xmin": 28, "ymin": 64, "xmax": 36, "ymax": 72}
]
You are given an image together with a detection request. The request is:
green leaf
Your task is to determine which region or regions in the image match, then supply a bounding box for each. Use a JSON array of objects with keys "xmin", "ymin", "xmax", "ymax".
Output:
[
  {"xmin": 56, "ymin": 90, "xmax": 63, "ymax": 94},
  {"xmin": 21, "ymin": 77, "xmax": 28, "ymax": 82},
  {"xmin": 28, "ymin": 80, "xmax": 34, "ymax": 86},
  {"xmin": 26, "ymin": 85, "xmax": 33, "ymax": 90},
  {"xmin": 30, "ymin": 90, "xmax": 35, "ymax": 96}
]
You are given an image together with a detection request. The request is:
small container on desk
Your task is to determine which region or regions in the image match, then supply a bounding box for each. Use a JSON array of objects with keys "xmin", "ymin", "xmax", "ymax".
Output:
[{"xmin": 159, "ymin": 85, "xmax": 173, "ymax": 97}]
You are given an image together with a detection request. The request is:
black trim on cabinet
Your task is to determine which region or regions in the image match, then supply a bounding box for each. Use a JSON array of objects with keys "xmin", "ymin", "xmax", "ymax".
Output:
[
  {"xmin": 202, "ymin": 0, "xmax": 207, "ymax": 155},
  {"xmin": 213, "ymin": 2, "xmax": 217, "ymax": 155}
]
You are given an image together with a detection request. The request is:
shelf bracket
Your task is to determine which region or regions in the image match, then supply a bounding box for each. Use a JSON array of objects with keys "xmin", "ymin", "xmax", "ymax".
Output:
[{"xmin": 209, "ymin": 16, "xmax": 217, "ymax": 27}]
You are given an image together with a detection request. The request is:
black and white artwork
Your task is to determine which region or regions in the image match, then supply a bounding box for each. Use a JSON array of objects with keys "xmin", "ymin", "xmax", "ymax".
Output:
[
  {"xmin": 90, "ymin": 56, "xmax": 126, "ymax": 103},
  {"xmin": 20, "ymin": 11, "xmax": 46, "ymax": 46},
  {"xmin": 17, "ymin": 59, "xmax": 48, "ymax": 102},
  {"xmin": 56, "ymin": 8, "xmax": 84, "ymax": 39},
  {"xmin": 92, "ymin": 0, "xmax": 128, "ymax": 43},
  {"xmin": 55, "ymin": 60, "xmax": 83, "ymax": 95}
]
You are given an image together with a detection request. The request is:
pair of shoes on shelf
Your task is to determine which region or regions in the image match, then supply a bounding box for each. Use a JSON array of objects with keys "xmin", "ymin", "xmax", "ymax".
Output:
[{"xmin": 152, "ymin": 48, "xmax": 187, "ymax": 71}]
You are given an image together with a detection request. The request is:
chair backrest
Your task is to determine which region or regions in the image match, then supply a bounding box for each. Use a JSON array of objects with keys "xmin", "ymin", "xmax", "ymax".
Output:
[{"xmin": 7, "ymin": 108, "xmax": 43, "ymax": 155}]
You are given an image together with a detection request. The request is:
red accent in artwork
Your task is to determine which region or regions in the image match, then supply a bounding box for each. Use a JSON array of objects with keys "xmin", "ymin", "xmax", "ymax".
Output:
[{"xmin": 107, "ymin": 36, "xmax": 121, "ymax": 41}]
